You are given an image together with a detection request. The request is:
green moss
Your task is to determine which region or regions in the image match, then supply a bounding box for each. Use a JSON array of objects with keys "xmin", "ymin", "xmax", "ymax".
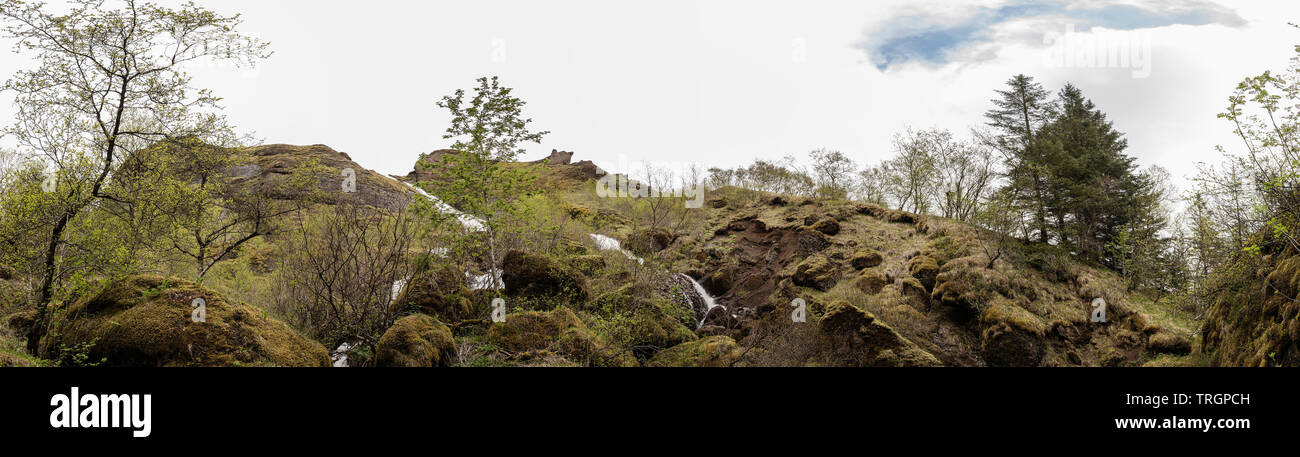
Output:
[
  {"xmin": 810, "ymin": 218, "xmax": 841, "ymax": 236},
  {"xmin": 979, "ymin": 299, "xmax": 1046, "ymax": 367},
  {"xmin": 502, "ymin": 250, "xmax": 591, "ymax": 308},
  {"xmin": 568, "ymin": 255, "xmax": 607, "ymax": 276},
  {"xmin": 793, "ymin": 255, "xmax": 840, "ymax": 291},
  {"xmin": 39, "ymin": 275, "xmax": 331, "ymax": 367},
  {"xmin": 647, "ymin": 336, "xmax": 743, "ymax": 367},
  {"xmin": 907, "ymin": 256, "xmax": 939, "ymax": 291},
  {"xmin": 374, "ymin": 314, "xmax": 457, "ymax": 367},
  {"xmin": 486, "ymin": 307, "xmax": 636, "ymax": 367},
  {"xmin": 850, "ymin": 249, "xmax": 884, "ymax": 270},
  {"xmin": 391, "ymin": 265, "xmax": 475, "ymax": 323},
  {"xmin": 815, "ymin": 301, "xmax": 942, "ymax": 367},
  {"xmin": 853, "ymin": 270, "xmax": 887, "ymax": 295}
]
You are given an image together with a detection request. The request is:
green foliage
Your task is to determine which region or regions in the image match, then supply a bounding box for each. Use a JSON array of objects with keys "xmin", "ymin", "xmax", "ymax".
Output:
[
  {"xmin": 56, "ymin": 339, "xmax": 106, "ymax": 368},
  {"xmin": 0, "ymin": 0, "xmax": 270, "ymax": 352},
  {"xmin": 422, "ymin": 76, "xmax": 548, "ymax": 290}
]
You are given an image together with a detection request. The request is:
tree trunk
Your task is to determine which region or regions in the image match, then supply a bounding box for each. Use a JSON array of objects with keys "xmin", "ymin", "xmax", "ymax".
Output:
[{"xmin": 27, "ymin": 213, "xmax": 70, "ymax": 354}]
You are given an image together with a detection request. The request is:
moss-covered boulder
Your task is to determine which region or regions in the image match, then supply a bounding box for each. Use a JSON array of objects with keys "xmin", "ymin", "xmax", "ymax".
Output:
[
  {"xmin": 853, "ymin": 270, "xmax": 888, "ymax": 295},
  {"xmin": 900, "ymin": 277, "xmax": 929, "ymax": 309},
  {"xmin": 978, "ymin": 300, "xmax": 1046, "ymax": 367},
  {"xmin": 647, "ymin": 336, "xmax": 743, "ymax": 367},
  {"xmin": 38, "ymin": 276, "xmax": 330, "ymax": 367},
  {"xmin": 850, "ymin": 249, "xmax": 884, "ymax": 270},
  {"xmin": 391, "ymin": 265, "xmax": 474, "ymax": 323},
  {"xmin": 628, "ymin": 228, "xmax": 674, "ymax": 255},
  {"xmin": 907, "ymin": 256, "xmax": 939, "ymax": 291},
  {"xmin": 1202, "ymin": 241, "xmax": 1300, "ymax": 366},
  {"xmin": 931, "ymin": 266, "xmax": 1009, "ymax": 321},
  {"xmin": 502, "ymin": 250, "xmax": 590, "ymax": 307},
  {"xmin": 707, "ymin": 270, "xmax": 732, "ymax": 295},
  {"xmin": 374, "ymin": 314, "xmax": 457, "ymax": 367},
  {"xmin": 486, "ymin": 307, "xmax": 636, "ymax": 367},
  {"xmin": 6, "ymin": 310, "xmax": 35, "ymax": 336},
  {"xmin": 793, "ymin": 255, "xmax": 839, "ymax": 291},
  {"xmin": 810, "ymin": 218, "xmax": 841, "ymax": 236},
  {"xmin": 625, "ymin": 307, "xmax": 698, "ymax": 359},
  {"xmin": 814, "ymin": 301, "xmax": 942, "ymax": 367},
  {"xmin": 1147, "ymin": 330, "xmax": 1192, "ymax": 356}
]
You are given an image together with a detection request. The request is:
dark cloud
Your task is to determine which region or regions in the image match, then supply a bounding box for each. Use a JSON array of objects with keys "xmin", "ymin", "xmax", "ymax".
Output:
[{"xmin": 860, "ymin": 0, "xmax": 1246, "ymax": 70}]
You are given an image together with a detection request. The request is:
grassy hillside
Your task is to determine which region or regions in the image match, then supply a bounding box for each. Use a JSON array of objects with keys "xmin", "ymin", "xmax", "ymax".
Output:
[{"xmin": 0, "ymin": 147, "xmax": 1208, "ymax": 367}]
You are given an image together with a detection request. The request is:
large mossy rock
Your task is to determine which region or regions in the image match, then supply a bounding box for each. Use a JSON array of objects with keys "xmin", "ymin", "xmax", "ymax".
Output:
[
  {"xmin": 38, "ymin": 276, "xmax": 330, "ymax": 367},
  {"xmin": 850, "ymin": 249, "xmax": 883, "ymax": 270},
  {"xmin": 1147, "ymin": 330, "xmax": 1192, "ymax": 356},
  {"xmin": 814, "ymin": 301, "xmax": 941, "ymax": 367},
  {"xmin": 1202, "ymin": 242, "xmax": 1300, "ymax": 366},
  {"xmin": 978, "ymin": 300, "xmax": 1046, "ymax": 367},
  {"xmin": 853, "ymin": 270, "xmax": 888, "ymax": 295},
  {"xmin": 625, "ymin": 306, "xmax": 698, "ymax": 360},
  {"xmin": 374, "ymin": 314, "xmax": 457, "ymax": 367},
  {"xmin": 392, "ymin": 265, "xmax": 474, "ymax": 323},
  {"xmin": 810, "ymin": 218, "xmax": 841, "ymax": 236},
  {"xmin": 486, "ymin": 307, "xmax": 636, "ymax": 367},
  {"xmin": 792, "ymin": 255, "xmax": 839, "ymax": 291},
  {"xmin": 628, "ymin": 228, "xmax": 674, "ymax": 255},
  {"xmin": 502, "ymin": 250, "xmax": 590, "ymax": 307},
  {"xmin": 647, "ymin": 336, "xmax": 743, "ymax": 367},
  {"xmin": 907, "ymin": 256, "xmax": 939, "ymax": 292}
]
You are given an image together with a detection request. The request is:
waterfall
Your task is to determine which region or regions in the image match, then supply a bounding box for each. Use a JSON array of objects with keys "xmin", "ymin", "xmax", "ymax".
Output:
[
  {"xmin": 331, "ymin": 342, "xmax": 353, "ymax": 368},
  {"xmin": 393, "ymin": 176, "xmax": 721, "ymax": 331},
  {"xmin": 587, "ymin": 233, "xmax": 722, "ymax": 328},
  {"xmin": 385, "ymin": 175, "xmax": 485, "ymax": 232},
  {"xmin": 678, "ymin": 273, "xmax": 725, "ymax": 328},
  {"xmin": 589, "ymin": 234, "xmax": 644, "ymax": 265}
]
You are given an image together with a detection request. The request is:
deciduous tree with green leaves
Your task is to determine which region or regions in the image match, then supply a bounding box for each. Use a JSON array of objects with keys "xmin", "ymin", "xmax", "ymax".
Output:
[
  {"xmin": 426, "ymin": 76, "xmax": 548, "ymax": 290},
  {"xmin": 0, "ymin": 0, "xmax": 270, "ymax": 352}
]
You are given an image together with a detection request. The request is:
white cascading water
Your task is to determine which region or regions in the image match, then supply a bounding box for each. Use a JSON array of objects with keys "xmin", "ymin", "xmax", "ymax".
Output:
[
  {"xmin": 589, "ymin": 234, "xmax": 644, "ymax": 265},
  {"xmin": 584, "ymin": 234, "xmax": 723, "ymax": 328},
  {"xmin": 678, "ymin": 273, "xmax": 724, "ymax": 328},
  {"xmin": 337, "ymin": 176, "xmax": 724, "ymax": 366}
]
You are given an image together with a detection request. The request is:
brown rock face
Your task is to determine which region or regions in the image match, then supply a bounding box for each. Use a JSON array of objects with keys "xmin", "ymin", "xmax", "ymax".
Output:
[
  {"xmin": 238, "ymin": 144, "xmax": 412, "ymax": 212},
  {"xmin": 541, "ymin": 149, "xmax": 574, "ymax": 165}
]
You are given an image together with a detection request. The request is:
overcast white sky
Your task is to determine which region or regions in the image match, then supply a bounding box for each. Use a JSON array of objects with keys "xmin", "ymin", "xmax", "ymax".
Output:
[{"xmin": 2, "ymin": 0, "xmax": 1298, "ymax": 193}]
